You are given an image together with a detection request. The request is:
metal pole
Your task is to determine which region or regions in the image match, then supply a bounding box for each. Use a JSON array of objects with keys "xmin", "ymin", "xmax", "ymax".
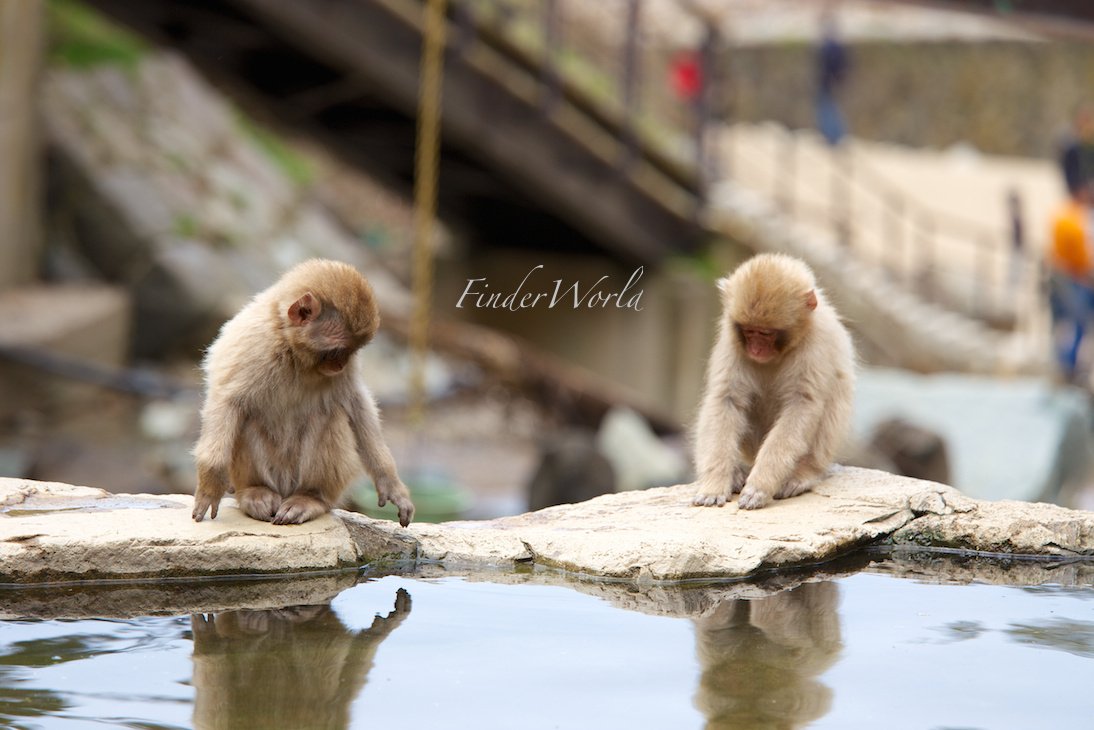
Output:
[
  {"xmin": 887, "ymin": 193, "xmax": 904, "ymax": 279},
  {"xmin": 540, "ymin": 0, "xmax": 560, "ymax": 112},
  {"xmin": 619, "ymin": 0, "xmax": 641, "ymax": 170},
  {"xmin": 778, "ymin": 128, "xmax": 796, "ymax": 214}
]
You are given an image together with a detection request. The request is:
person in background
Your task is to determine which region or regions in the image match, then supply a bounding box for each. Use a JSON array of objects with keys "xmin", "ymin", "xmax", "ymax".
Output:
[
  {"xmin": 1047, "ymin": 184, "xmax": 1094, "ymax": 382},
  {"xmin": 1060, "ymin": 104, "xmax": 1094, "ymax": 197},
  {"xmin": 815, "ymin": 9, "xmax": 849, "ymax": 146}
]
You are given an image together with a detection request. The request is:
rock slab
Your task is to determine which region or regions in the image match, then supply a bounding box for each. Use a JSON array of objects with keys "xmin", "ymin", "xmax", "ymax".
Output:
[{"xmin": 2, "ymin": 468, "xmax": 1093, "ymax": 585}]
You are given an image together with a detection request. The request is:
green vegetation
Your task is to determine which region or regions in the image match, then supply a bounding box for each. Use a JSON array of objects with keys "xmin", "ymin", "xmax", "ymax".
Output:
[
  {"xmin": 234, "ymin": 115, "xmax": 315, "ymax": 188},
  {"xmin": 172, "ymin": 213, "xmax": 200, "ymax": 239},
  {"xmin": 47, "ymin": 0, "xmax": 146, "ymax": 68}
]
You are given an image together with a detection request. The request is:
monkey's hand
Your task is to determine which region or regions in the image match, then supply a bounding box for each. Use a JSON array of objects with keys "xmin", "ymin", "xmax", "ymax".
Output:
[
  {"xmin": 192, "ymin": 489, "xmax": 222, "ymax": 522},
  {"xmin": 193, "ymin": 464, "xmax": 229, "ymax": 522},
  {"xmin": 376, "ymin": 478, "xmax": 415, "ymax": 527}
]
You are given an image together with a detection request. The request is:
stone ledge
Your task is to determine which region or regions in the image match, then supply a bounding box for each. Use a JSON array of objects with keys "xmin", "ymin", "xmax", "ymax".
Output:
[{"xmin": 2, "ymin": 469, "xmax": 1093, "ymax": 588}]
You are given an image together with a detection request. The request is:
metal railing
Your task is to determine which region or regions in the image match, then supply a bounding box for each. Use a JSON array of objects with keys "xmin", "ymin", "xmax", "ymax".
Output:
[{"xmin": 443, "ymin": 0, "xmax": 1037, "ymax": 328}]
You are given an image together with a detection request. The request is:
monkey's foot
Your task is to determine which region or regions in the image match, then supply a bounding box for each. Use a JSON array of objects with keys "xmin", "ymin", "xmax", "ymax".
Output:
[
  {"xmin": 692, "ymin": 482, "xmax": 731, "ymax": 507},
  {"xmin": 237, "ymin": 486, "xmax": 283, "ymax": 522},
  {"xmin": 272, "ymin": 495, "xmax": 330, "ymax": 525},
  {"xmin": 736, "ymin": 484, "xmax": 773, "ymax": 510},
  {"xmin": 775, "ymin": 478, "xmax": 816, "ymax": 500}
]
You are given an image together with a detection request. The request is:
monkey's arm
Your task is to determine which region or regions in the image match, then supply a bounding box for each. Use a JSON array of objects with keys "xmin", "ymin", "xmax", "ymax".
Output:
[
  {"xmin": 192, "ymin": 397, "xmax": 244, "ymax": 522},
  {"xmin": 693, "ymin": 330, "xmax": 750, "ymax": 507},
  {"xmin": 346, "ymin": 384, "xmax": 415, "ymax": 527},
  {"xmin": 738, "ymin": 392, "xmax": 824, "ymax": 509}
]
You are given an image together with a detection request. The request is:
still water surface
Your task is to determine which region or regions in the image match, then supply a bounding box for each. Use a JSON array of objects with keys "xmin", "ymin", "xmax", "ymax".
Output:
[{"xmin": 1, "ymin": 572, "xmax": 1092, "ymax": 729}]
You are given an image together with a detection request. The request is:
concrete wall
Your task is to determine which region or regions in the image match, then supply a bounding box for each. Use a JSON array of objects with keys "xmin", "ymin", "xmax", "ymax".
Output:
[
  {"xmin": 725, "ymin": 40, "xmax": 1094, "ymax": 158},
  {"xmin": 435, "ymin": 250, "xmax": 728, "ymax": 424}
]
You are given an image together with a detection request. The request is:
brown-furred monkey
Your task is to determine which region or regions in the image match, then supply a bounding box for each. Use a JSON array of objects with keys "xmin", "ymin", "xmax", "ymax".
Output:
[
  {"xmin": 692, "ymin": 254, "xmax": 855, "ymax": 510},
  {"xmin": 192, "ymin": 259, "xmax": 415, "ymax": 526}
]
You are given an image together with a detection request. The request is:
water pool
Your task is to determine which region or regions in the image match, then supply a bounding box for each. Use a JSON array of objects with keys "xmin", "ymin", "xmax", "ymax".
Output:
[{"xmin": 1, "ymin": 568, "xmax": 1092, "ymax": 729}]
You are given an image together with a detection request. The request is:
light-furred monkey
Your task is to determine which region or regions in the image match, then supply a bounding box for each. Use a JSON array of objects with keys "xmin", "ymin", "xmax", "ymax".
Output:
[
  {"xmin": 692, "ymin": 254, "xmax": 855, "ymax": 510},
  {"xmin": 192, "ymin": 259, "xmax": 415, "ymax": 526}
]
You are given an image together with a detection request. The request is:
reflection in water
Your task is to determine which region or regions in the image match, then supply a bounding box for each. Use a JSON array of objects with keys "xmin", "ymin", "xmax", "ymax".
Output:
[
  {"xmin": 1006, "ymin": 618, "xmax": 1094, "ymax": 659},
  {"xmin": 191, "ymin": 588, "xmax": 411, "ymax": 730},
  {"xmin": 0, "ymin": 666, "xmax": 68, "ymax": 726},
  {"xmin": 693, "ymin": 582, "xmax": 842, "ymax": 730}
]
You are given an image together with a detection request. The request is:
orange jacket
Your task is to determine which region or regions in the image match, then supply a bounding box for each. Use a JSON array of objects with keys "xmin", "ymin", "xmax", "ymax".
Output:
[{"xmin": 1051, "ymin": 199, "xmax": 1093, "ymax": 279}]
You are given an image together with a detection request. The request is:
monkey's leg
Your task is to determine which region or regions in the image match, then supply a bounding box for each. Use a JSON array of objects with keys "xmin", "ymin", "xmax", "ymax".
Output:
[
  {"xmin": 731, "ymin": 463, "xmax": 751, "ymax": 494},
  {"xmin": 193, "ymin": 463, "xmax": 230, "ymax": 522},
  {"xmin": 692, "ymin": 388, "xmax": 749, "ymax": 507},
  {"xmin": 192, "ymin": 400, "xmax": 244, "ymax": 522},
  {"xmin": 347, "ymin": 385, "xmax": 415, "ymax": 526},
  {"xmin": 738, "ymin": 404, "xmax": 822, "ymax": 510},
  {"xmin": 272, "ymin": 493, "xmax": 331, "ymax": 525},
  {"xmin": 774, "ymin": 462, "xmax": 826, "ymax": 499},
  {"xmin": 236, "ymin": 485, "xmax": 283, "ymax": 522}
]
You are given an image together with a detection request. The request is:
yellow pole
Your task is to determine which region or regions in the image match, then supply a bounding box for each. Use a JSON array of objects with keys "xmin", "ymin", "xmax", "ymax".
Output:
[{"xmin": 409, "ymin": 0, "xmax": 447, "ymax": 428}]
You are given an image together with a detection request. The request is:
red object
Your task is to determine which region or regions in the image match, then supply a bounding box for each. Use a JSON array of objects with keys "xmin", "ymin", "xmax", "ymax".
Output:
[{"xmin": 670, "ymin": 51, "xmax": 702, "ymax": 101}]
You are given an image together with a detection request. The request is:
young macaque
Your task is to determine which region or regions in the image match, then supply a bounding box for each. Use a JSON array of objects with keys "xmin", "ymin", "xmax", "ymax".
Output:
[
  {"xmin": 692, "ymin": 253, "xmax": 855, "ymax": 510},
  {"xmin": 192, "ymin": 259, "xmax": 415, "ymax": 526}
]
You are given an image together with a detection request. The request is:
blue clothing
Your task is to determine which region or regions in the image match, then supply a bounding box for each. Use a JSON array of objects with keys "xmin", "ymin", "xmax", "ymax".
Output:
[
  {"xmin": 1049, "ymin": 273, "xmax": 1094, "ymax": 378},
  {"xmin": 816, "ymin": 92, "xmax": 846, "ymax": 146},
  {"xmin": 815, "ymin": 34, "xmax": 848, "ymax": 146},
  {"xmin": 817, "ymin": 37, "xmax": 848, "ymax": 95},
  {"xmin": 1060, "ymin": 136, "xmax": 1094, "ymax": 197}
]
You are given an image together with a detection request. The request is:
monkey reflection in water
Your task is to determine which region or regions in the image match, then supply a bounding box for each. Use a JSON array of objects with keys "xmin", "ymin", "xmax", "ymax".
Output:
[
  {"xmin": 693, "ymin": 582, "xmax": 842, "ymax": 730},
  {"xmin": 191, "ymin": 589, "xmax": 411, "ymax": 729}
]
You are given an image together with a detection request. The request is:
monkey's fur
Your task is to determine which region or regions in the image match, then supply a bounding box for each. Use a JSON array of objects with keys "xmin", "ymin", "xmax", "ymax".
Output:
[
  {"xmin": 692, "ymin": 254, "xmax": 855, "ymax": 510},
  {"xmin": 192, "ymin": 259, "xmax": 415, "ymax": 526}
]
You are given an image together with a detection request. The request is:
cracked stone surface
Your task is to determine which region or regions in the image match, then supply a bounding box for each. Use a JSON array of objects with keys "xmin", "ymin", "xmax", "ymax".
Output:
[{"xmin": 2, "ymin": 469, "xmax": 1093, "ymax": 586}]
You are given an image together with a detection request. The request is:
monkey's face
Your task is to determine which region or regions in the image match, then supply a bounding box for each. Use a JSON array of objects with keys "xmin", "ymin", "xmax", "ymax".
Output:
[
  {"xmin": 736, "ymin": 325, "xmax": 787, "ymax": 364},
  {"xmin": 287, "ymin": 290, "xmax": 377, "ymax": 376}
]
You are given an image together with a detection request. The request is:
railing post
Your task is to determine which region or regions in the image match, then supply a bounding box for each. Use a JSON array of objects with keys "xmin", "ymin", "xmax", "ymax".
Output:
[
  {"xmin": 618, "ymin": 0, "xmax": 641, "ymax": 170},
  {"xmin": 887, "ymin": 193, "xmax": 904, "ymax": 279},
  {"xmin": 977, "ymin": 235, "xmax": 993, "ymax": 318},
  {"xmin": 829, "ymin": 146, "xmax": 852, "ymax": 248},
  {"xmin": 694, "ymin": 18, "xmax": 718, "ymax": 206},
  {"xmin": 778, "ymin": 127, "xmax": 796, "ymax": 214},
  {"xmin": 1007, "ymin": 187, "xmax": 1025, "ymax": 286},
  {"xmin": 917, "ymin": 215, "xmax": 936, "ymax": 301},
  {"xmin": 540, "ymin": 0, "xmax": 561, "ymax": 113},
  {"xmin": 450, "ymin": 0, "xmax": 475, "ymax": 57}
]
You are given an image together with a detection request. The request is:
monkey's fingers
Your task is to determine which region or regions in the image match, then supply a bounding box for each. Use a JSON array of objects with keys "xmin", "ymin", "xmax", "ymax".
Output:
[
  {"xmin": 394, "ymin": 587, "xmax": 412, "ymax": 613},
  {"xmin": 692, "ymin": 483, "xmax": 730, "ymax": 507},
  {"xmin": 272, "ymin": 495, "xmax": 328, "ymax": 525},
  {"xmin": 394, "ymin": 497, "xmax": 415, "ymax": 527},
  {"xmin": 737, "ymin": 485, "xmax": 771, "ymax": 510},
  {"xmin": 192, "ymin": 496, "xmax": 220, "ymax": 522}
]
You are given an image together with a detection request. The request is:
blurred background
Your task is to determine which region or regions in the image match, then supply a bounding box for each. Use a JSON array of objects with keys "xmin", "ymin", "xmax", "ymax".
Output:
[{"xmin": 3, "ymin": 0, "xmax": 1094, "ymax": 521}]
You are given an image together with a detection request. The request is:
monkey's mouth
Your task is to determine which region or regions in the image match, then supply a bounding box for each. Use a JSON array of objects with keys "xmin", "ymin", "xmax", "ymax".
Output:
[{"xmin": 317, "ymin": 349, "xmax": 351, "ymax": 375}]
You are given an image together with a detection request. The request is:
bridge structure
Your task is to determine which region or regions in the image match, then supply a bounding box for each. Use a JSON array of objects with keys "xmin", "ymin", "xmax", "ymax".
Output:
[{"xmin": 87, "ymin": 0, "xmax": 1054, "ymax": 376}]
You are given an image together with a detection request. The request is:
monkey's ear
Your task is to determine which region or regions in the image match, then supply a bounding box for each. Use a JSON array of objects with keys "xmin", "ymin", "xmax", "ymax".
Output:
[
  {"xmin": 716, "ymin": 277, "xmax": 731, "ymax": 296},
  {"xmin": 804, "ymin": 289, "xmax": 818, "ymax": 311},
  {"xmin": 288, "ymin": 292, "xmax": 321, "ymax": 326}
]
